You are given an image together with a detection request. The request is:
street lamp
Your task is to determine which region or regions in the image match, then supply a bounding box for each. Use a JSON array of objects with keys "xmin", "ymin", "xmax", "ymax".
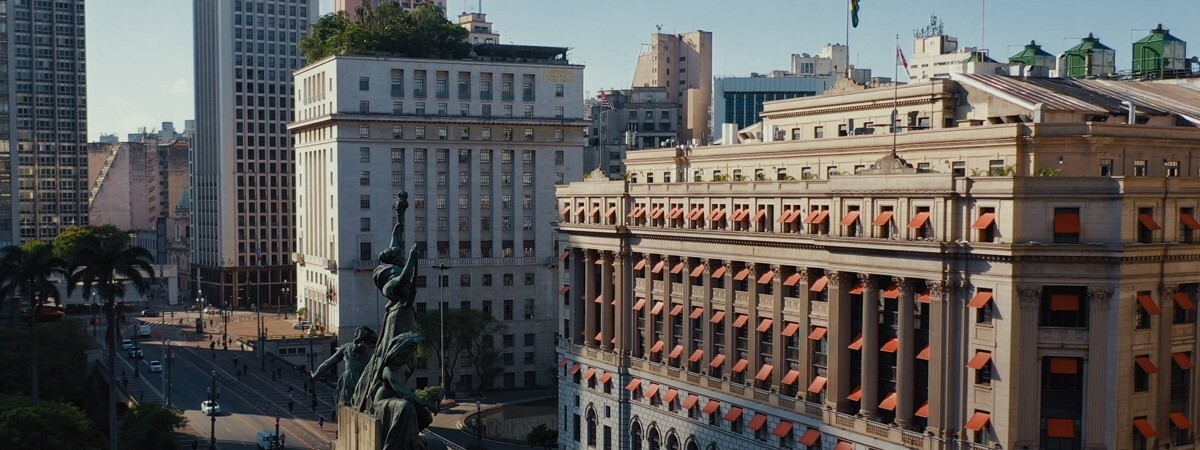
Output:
[
  {"xmin": 207, "ymin": 369, "xmax": 220, "ymax": 450},
  {"xmin": 432, "ymin": 263, "xmax": 451, "ymax": 396},
  {"xmin": 257, "ymin": 247, "xmax": 266, "ymax": 372},
  {"xmin": 280, "ymin": 281, "xmax": 290, "ymax": 320},
  {"xmin": 163, "ymin": 339, "xmax": 172, "ymax": 407}
]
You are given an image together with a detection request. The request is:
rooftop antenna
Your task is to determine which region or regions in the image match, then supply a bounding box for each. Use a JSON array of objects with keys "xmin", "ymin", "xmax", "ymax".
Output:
[
  {"xmin": 478, "ymin": 0, "xmax": 481, "ymax": 13},
  {"xmin": 656, "ymin": 24, "xmax": 662, "ymax": 32}
]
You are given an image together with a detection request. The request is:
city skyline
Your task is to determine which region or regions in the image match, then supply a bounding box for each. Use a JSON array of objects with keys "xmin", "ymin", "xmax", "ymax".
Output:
[{"xmin": 87, "ymin": 0, "xmax": 1200, "ymax": 142}]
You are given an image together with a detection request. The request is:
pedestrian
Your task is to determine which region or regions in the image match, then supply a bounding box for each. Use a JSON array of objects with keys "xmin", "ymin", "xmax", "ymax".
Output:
[
  {"xmin": 192, "ymin": 439, "xmax": 198, "ymax": 450},
  {"xmin": 243, "ymin": 364, "xmax": 248, "ymax": 374},
  {"xmin": 318, "ymin": 416, "xmax": 324, "ymax": 429},
  {"xmin": 288, "ymin": 400, "xmax": 294, "ymax": 413},
  {"xmin": 233, "ymin": 355, "xmax": 238, "ymax": 366},
  {"xmin": 288, "ymin": 385, "xmax": 294, "ymax": 394},
  {"xmin": 277, "ymin": 367, "xmax": 283, "ymax": 378},
  {"xmin": 303, "ymin": 381, "xmax": 308, "ymax": 391},
  {"xmin": 312, "ymin": 398, "xmax": 317, "ymax": 412},
  {"xmin": 331, "ymin": 408, "xmax": 336, "ymax": 422}
]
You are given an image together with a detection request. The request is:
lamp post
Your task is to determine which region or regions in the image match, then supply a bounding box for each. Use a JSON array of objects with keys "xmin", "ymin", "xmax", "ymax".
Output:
[
  {"xmin": 207, "ymin": 369, "xmax": 220, "ymax": 450},
  {"xmin": 163, "ymin": 339, "xmax": 172, "ymax": 407},
  {"xmin": 257, "ymin": 247, "xmax": 266, "ymax": 372},
  {"xmin": 432, "ymin": 263, "xmax": 451, "ymax": 396},
  {"xmin": 280, "ymin": 281, "xmax": 290, "ymax": 320}
]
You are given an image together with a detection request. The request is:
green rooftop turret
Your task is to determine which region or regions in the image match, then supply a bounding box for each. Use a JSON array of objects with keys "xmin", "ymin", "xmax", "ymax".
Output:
[
  {"xmin": 1063, "ymin": 33, "xmax": 1116, "ymax": 78},
  {"xmin": 1132, "ymin": 24, "xmax": 1189, "ymax": 79},
  {"xmin": 1009, "ymin": 40, "xmax": 1054, "ymax": 66}
]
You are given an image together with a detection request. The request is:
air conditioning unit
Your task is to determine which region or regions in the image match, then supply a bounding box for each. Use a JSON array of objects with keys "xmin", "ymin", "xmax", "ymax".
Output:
[{"xmin": 325, "ymin": 259, "xmax": 337, "ymax": 271}]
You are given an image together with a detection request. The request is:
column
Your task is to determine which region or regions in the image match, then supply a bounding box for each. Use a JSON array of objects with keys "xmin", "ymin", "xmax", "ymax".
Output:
[
  {"xmin": 827, "ymin": 271, "xmax": 851, "ymax": 412},
  {"xmin": 1084, "ymin": 286, "xmax": 1112, "ymax": 450},
  {"xmin": 701, "ymin": 259, "xmax": 713, "ymax": 368},
  {"xmin": 682, "ymin": 259, "xmax": 695, "ymax": 355},
  {"xmin": 747, "ymin": 265, "xmax": 761, "ymax": 381},
  {"xmin": 721, "ymin": 261, "xmax": 735, "ymax": 370},
  {"xmin": 1014, "ymin": 285, "xmax": 1043, "ymax": 448},
  {"xmin": 796, "ymin": 268, "xmax": 812, "ymax": 400},
  {"xmin": 570, "ymin": 248, "xmax": 585, "ymax": 345},
  {"xmin": 924, "ymin": 281, "xmax": 948, "ymax": 435},
  {"xmin": 582, "ymin": 251, "xmax": 596, "ymax": 348},
  {"xmin": 894, "ymin": 277, "xmax": 915, "ymax": 427},
  {"xmin": 599, "ymin": 252, "xmax": 614, "ymax": 352},
  {"xmin": 859, "ymin": 273, "xmax": 880, "ymax": 418},
  {"xmin": 770, "ymin": 266, "xmax": 785, "ymax": 384}
]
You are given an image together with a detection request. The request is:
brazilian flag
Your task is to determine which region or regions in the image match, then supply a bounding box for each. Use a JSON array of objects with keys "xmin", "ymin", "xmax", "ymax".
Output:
[{"xmin": 850, "ymin": 0, "xmax": 861, "ymax": 28}]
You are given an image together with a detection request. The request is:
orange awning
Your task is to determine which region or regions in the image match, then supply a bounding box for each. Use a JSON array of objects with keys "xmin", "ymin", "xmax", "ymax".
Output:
[
  {"xmin": 1054, "ymin": 212, "xmax": 1080, "ymax": 233},
  {"xmin": 1136, "ymin": 356, "xmax": 1159, "ymax": 374},
  {"xmin": 633, "ymin": 260, "xmax": 646, "ymax": 270},
  {"xmin": 670, "ymin": 262, "xmax": 685, "ymax": 274},
  {"xmin": 589, "ymin": 205, "xmax": 601, "ymax": 216},
  {"xmin": 1139, "ymin": 213, "xmax": 1162, "ymax": 231},
  {"xmin": 834, "ymin": 442, "xmax": 853, "ymax": 450},
  {"xmin": 625, "ymin": 378, "xmax": 642, "ymax": 391},
  {"xmin": 709, "ymin": 354, "xmax": 726, "ymax": 368},
  {"xmin": 569, "ymin": 363, "xmax": 581, "ymax": 374},
  {"xmin": 813, "ymin": 210, "xmax": 830, "ymax": 224},
  {"xmin": 711, "ymin": 208, "xmax": 727, "ymax": 222},
  {"xmin": 880, "ymin": 338, "xmax": 899, "ymax": 352},
  {"xmin": 809, "ymin": 275, "xmax": 830, "ymax": 292},
  {"xmin": 702, "ymin": 399, "xmax": 720, "ymax": 414},
  {"xmin": 966, "ymin": 351, "xmax": 992, "ymax": 369},
  {"xmin": 918, "ymin": 292, "xmax": 932, "ymax": 303},
  {"xmin": 915, "ymin": 402, "xmax": 930, "ymax": 418},
  {"xmin": 651, "ymin": 260, "xmax": 665, "ymax": 274},
  {"xmin": 710, "ymin": 310, "xmax": 726, "ymax": 323},
  {"xmin": 662, "ymin": 388, "xmax": 678, "ymax": 403},
  {"xmin": 873, "ymin": 210, "xmax": 894, "ymax": 226},
  {"xmin": 803, "ymin": 210, "xmax": 820, "ymax": 223},
  {"xmin": 848, "ymin": 333, "xmax": 863, "ymax": 350},
  {"xmin": 848, "ymin": 283, "xmax": 864, "ymax": 294},
  {"xmin": 598, "ymin": 372, "xmax": 612, "ymax": 383},
  {"xmin": 649, "ymin": 206, "xmax": 663, "ymax": 219},
  {"xmin": 917, "ymin": 346, "xmax": 931, "ymax": 360},
  {"xmin": 594, "ymin": 332, "xmax": 603, "ymax": 341},
  {"xmin": 755, "ymin": 364, "xmax": 774, "ymax": 381},
  {"xmin": 731, "ymin": 359, "xmax": 749, "ymax": 373},
  {"xmin": 582, "ymin": 367, "xmax": 596, "ymax": 381},
  {"xmin": 606, "ymin": 206, "xmax": 617, "ymax": 218},
  {"xmin": 644, "ymin": 383, "xmax": 660, "ymax": 398},
  {"xmin": 781, "ymin": 370, "xmax": 801, "ymax": 385},
  {"xmin": 783, "ymin": 273, "xmax": 802, "ymax": 286},
  {"xmin": 668, "ymin": 207, "xmax": 682, "ymax": 220},
  {"xmin": 558, "ymin": 358, "xmax": 569, "ymax": 367},
  {"xmin": 881, "ymin": 286, "xmax": 901, "ymax": 299},
  {"xmin": 772, "ymin": 421, "xmax": 793, "ymax": 438},
  {"xmin": 559, "ymin": 285, "xmax": 571, "ymax": 295},
  {"xmin": 878, "ymin": 392, "xmax": 898, "ymax": 411},
  {"xmin": 971, "ymin": 212, "xmax": 996, "ymax": 229},
  {"xmin": 968, "ymin": 291, "xmax": 993, "ymax": 308},
  {"xmin": 785, "ymin": 209, "xmax": 804, "ymax": 223},
  {"xmin": 561, "ymin": 204, "xmax": 572, "ymax": 215},
  {"xmin": 1050, "ymin": 294, "xmax": 1079, "ymax": 311},
  {"xmin": 733, "ymin": 268, "xmax": 750, "ymax": 281},
  {"xmin": 1046, "ymin": 418, "xmax": 1075, "ymax": 438},
  {"xmin": 964, "ymin": 411, "xmax": 991, "ymax": 431},
  {"xmin": 807, "ymin": 376, "xmax": 827, "ymax": 393},
  {"xmin": 799, "ymin": 429, "xmax": 822, "ymax": 446},
  {"xmin": 732, "ymin": 314, "xmax": 749, "ymax": 328},
  {"xmin": 756, "ymin": 318, "xmax": 773, "ymax": 332},
  {"xmin": 1134, "ymin": 418, "xmax": 1158, "ymax": 437},
  {"xmin": 690, "ymin": 265, "xmax": 705, "ymax": 278},
  {"xmin": 594, "ymin": 295, "xmax": 604, "ymax": 304},
  {"xmin": 1183, "ymin": 213, "xmax": 1200, "ymax": 230},
  {"xmin": 747, "ymin": 413, "xmax": 768, "ymax": 431},
  {"xmin": 752, "ymin": 209, "xmax": 767, "ymax": 222},
  {"xmin": 689, "ymin": 349, "xmax": 704, "ymax": 362},
  {"xmin": 1175, "ymin": 291, "xmax": 1197, "ymax": 310},
  {"xmin": 670, "ymin": 304, "xmax": 683, "ymax": 316},
  {"xmin": 846, "ymin": 385, "xmax": 862, "ymax": 401},
  {"xmin": 650, "ymin": 301, "xmax": 664, "ymax": 315},
  {"xmin": 777, "ymin": 210, "xmax": 793, "ymax": 223},
  {"xmin": 681, "ymin": 393, "xmax": 699, "ymax": 409},
  {"xmin": 632, "ymin": 298, "xmax": 646, "ymax": 311},
  {"xmin": 840, "ymin": 210, "xmax": 861, "ymax": 226},
  {"xmin": 723, "ymin": 406, "xmax": 743, "ymax": 422},
  {"xmin": 757, "ymin": 271, "xmax": 775, "ymax": 284},
  {"xmin": 1174, "ymin": 352, "xmax": 1194, "ymax": 370},
  {"xmin": 688, "ymin": 208, "xmax": 704, "ymax": 221},
  {"xmin": 1172, "ymin": 412, "xmax": 1192, "ymax": 430},
  {"xmin": 782, "ymin": 322, "xmax": 801, "ymax": 337},
  {"xmin": 559, "ymin": 250, "xmax": 571, "ymax": 261},
  {"xmin": 669, "ymin": 344, "xmax": 684, "ymax": 359},
  {"xmin": 690, "ymin": 307, "xmax": 704, "ymax": 319},
  {"xmin": 650, "ymin": 340, "xmax": 664, "ymax": 353},
  {"xmin": 907, "ymin": 212, "xmax": 931, "ymax": 228},
  {"xmin": 1049, "ymin": 357, "xmax": 1078, "ymax": 374},
  {"xmin": 711, "ymin": 266, "xmax": 727, "ymax": 278},
  {"xmin": 808, "ymin": 326, "xmax": 827, "ymax": 340}
]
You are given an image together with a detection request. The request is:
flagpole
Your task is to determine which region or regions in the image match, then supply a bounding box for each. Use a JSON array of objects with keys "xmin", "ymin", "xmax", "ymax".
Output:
[
  {"xmin": 845, "ymin": 0, "xmax": 851, "ymax": 79},
  {"xmin": 892, "ymin": 34, "xmax": 900, "ymax": 157}
]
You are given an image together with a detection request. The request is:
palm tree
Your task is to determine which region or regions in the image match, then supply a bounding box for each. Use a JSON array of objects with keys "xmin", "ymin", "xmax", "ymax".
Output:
[
  {"xmin": 0, "ymin": 241, "xmax": 67, "ymax": 406},
  {"xmin": 65, "ymin": 232, "xmax": 154, "ymax": 450}
]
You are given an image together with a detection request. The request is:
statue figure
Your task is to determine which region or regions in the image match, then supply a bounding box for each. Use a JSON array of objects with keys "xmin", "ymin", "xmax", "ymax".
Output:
[
  {"xmin": 362, "ymin": 331, "xmax": 439, "ymax": 450},
  {"xmin": 311, "ymin": 326, "xmax": 377, "ymax": 406}
]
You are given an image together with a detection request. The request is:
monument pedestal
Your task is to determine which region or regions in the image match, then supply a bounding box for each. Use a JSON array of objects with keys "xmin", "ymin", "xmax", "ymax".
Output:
[{"xmin": 336, "ymin": 406, "xmax": 383, "ymax": 450}]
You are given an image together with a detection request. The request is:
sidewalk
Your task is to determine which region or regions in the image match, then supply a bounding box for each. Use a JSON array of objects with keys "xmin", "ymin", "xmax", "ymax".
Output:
[{"xmin": 425, "ymin": 389, "xmax": 557, "ymax": 450}]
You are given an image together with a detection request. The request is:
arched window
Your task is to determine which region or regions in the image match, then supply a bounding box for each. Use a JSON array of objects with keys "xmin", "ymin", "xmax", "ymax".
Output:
[
  {"xmin": 586, "ymin": 409, "xmax": 597, "ymax": 447},
  {"xmin": 706, "ymin": 443, "xmax": 719, "ymax": 450},
  {"xmin": 649, "ymin": 427, "xmax": 661, "ymax": 450},
  {"xmin": 667, "ymin": 433, "xmax": 680, "ymax": 450},
  {"xmin": 632, "ymin": 421, "xmax": 644, "ymax": 450},
  {"xmin": 686, "ymin": 440, "xmax": 700, "ymax": 450}
]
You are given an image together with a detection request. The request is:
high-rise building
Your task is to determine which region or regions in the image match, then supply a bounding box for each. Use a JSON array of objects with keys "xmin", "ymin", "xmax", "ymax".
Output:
[
  {"xmin": 192, "ymin": 0, "xmax": 317, "ymax": 310},
  {"xmin": 291, "ymin": 40, "xmax": 585, "ymax": 390},
  {"xmin": 584, "ymin": 87, "xmax": 680, "ymax": 175},
  {"xmin": 0, "ymin": 0, "xmax": 88, "ymax": 245},
  {"xmin": 555, "ymin": 73, "xmax": 1200, "ymax": 450},
  {"xmin": 632, "ymin": 30, "xmax": 712, "ymax": 145}
]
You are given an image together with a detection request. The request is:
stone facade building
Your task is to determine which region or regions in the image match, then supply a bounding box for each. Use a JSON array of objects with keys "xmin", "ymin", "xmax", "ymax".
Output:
[{"xmin": 556, "ymin": 73, "xmax": 1200, "ymax": 450}]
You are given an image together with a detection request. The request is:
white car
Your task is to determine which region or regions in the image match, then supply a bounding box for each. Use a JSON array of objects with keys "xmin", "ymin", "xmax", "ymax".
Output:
[
  {"xmin": 292, "ymin": 321, "xmax": 311, "ymax": 330},
  {"xmin": 201, "ymin": 400, "xmax": 221, "ymax": 415},
  {"xmin": 203, "ymin": 307, "xmax": 219, "ymax": 315},
  {"xmin": 121, "ymin": 339, "xmax": 134, "ymax": 350},
  {"xmin": 147, "ymin": 361, "xmax": 163, "ymax": 373}
]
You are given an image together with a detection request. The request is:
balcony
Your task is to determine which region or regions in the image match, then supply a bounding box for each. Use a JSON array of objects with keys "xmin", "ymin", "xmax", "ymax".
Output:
[
  {"xmin": 734, "ymin": 291, "xmax": 751, "ymax": 307},
  {"xmin": 690, "ymin": 286, "xmax": 705, "ymax": 303},
  {"xmin": 634, "ymin": 278, "xmax": 645, "ymax": 293},
  {"xmin": 652, "ymin": 280, "xmax": 665, "ymax": 295},
  {"xmin": 756, "ymin": 294, "xmax": 774, "ymax": 313},
  {"xmin": 783, "ymin": 296, "xmax": 802, "ymax": 313},
  {"xmin": 671, "ymin": 284, "xmax": 686, "ymax": 298},
  {"xmin": 810, "ymin": 300, "xmax": 828, "ymax": 321}
]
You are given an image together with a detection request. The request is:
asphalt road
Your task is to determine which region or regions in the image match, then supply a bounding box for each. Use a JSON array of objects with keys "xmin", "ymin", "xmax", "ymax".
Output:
[{"xmin": 117, "ymin": 316, "xmax": 333, "ymax": 450}]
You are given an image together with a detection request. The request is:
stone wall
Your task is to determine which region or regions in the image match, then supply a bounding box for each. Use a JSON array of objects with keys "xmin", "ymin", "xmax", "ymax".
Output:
[{"xmin": 336, "ymin": 406, "xmax": 382, "ymax": 450}]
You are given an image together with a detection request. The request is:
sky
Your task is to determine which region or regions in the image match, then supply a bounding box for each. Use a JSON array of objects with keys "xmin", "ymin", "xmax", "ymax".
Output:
[{"xmin": 86, "ymin": 0, "xmax": 1200, "ymax": 142}]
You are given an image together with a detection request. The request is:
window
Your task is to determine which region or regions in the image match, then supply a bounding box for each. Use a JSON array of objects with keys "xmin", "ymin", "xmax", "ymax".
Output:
[
  {"xmin": 971, "ymin": 351, "xmax": 992, "ymax": 385},
  {"xmin": 1040, "ymin": 286, "xmax": 1088, "ymax": 328},
  {"xmin": 524, "ymin": 272, "xmax": 535, "ymax": 285},
  {"xmin": 974, "ymin": 288, "xmax": 994, "ymax": 324},
  {"xmin": 358, "ymin": 241, "xmax": 373, "ymax": 261},
  {"xmin": 1137, "ymin": 207, "xmax": 1159, "ymax": 244},
  {"xmin": 359, "ymin": 147, "xmax": 371, "ymax": 163},
  {"xmin": 503, "ymin": 299, "xmax": 514, "ymax": 320},
  {"xmin": 952, "ymin": 161, "xmax": 966, "ymax": 177},
  {"xmin": 975, "ymin": 207, "xmax": 996, "ymax": 242},
  {"xmin": 360, "ymin": 217, "xmax": 371, "ymax": 232},
  {"xmin": 359, "ymin": 101, "xmax": 370, "ymax": 113},
  {"xmin": 482, "ymin": 275, "xmax": 492, "ymax": 287},
  {"xmin": 1173, "ymin": 286, "xmax": 1196, "ymax": 324},
  {"xmin": 503, "ymin": 274, "xmax": 514, "ymax": 286},
  {"xmin": 1167, "ymin": 160, "xmax": 1181, "ymax": 177},
  {"xmin": 1052, "ymin": 208, "xmax": 1081, "ymax": 244},
  {"xmin": 1134, "ymin": 355, "xmax": 1153, "ymax": 392},
  {"xmin": 1100, "ymin": 158, "xmax": 1113, "ymax": 176},
  {"xmin": 359, "ymin": 171, "xmax": 371, "ymax": 186},
  {"xmin": 555, "ymin": 84, "xmax": 564, "ymax": 97},
  {"xmin": 358, "ymin": 125, "xmax": 370, "ymax": 138},
  {"xmin": 359, "ymin": 195, "xmax": 371, "ymax": 209},
  {"xmin": 1182, "ymin": 208, "xmax": 1199, "ymax": 243},
  {"xmin": 358, "ymin": 76, "xmax": 369, "ymax": 91},
  {"xmin": 988, "ymin": 159, "xmax": 1006, "ymax": 176},
  {"xmin": 1134, "ymin": 160, "xmax": 1147, "ymax": 176},
  {"xmin": 813, "ymin": 126, "xmax": 824, "ymax": 138}
]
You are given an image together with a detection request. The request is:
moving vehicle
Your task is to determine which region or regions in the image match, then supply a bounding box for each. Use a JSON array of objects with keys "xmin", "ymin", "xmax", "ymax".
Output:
[
  {"xmin": 138, "ymin": 324, "xmax": 152, "ymax": 337},
  {"xmin": 128, "ymin": 347, "xmax": 143, "ymax": 359},
  {"xmin": 203, "ymin": 307, "xmax": 220, "ymax": 315},
  {"xmin": 140, "ymin": 309, "xmax": 160, "ymax": 317},
  {"xmin": 147, "ymin": 361, "xmax": 162, "ymax": 373},
  {"xmin": 201, "ymin": 400, "xmax": 220, "ymax": 415},
  {"xmin": 121, "ymin": 339, "xmax": 134, "ymax": 350},
  {"xmin": 292, "ymin": 321, "xmax": 311, "ymax": 330},
  {"xmin": 19, "ymin": 308, "xmax": 65, "ymax": 323},
  {"xmin": 256, "ymin": 430, "xmax": 285, "ymax": 449}
]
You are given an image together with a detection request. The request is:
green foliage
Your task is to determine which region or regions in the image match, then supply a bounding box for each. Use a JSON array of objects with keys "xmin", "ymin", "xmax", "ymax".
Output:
[
  {"xmin": 754, "ymin": 173, "xmax": 768, "ymax": 181},
  {"xmin": 61, "ymin": 227, "xmax": 156, "ymax": 353},
  {"xmin": 53, "ymin": 225, "xmax": 127, "ymax": 261},
  {"xmin": 414, "ymin": 386, "xmax": 443, "ymax": 405},
  {"xmin": 298, "ymin": 4, "xmax": 470, "ymax": 64},
  {"xmin": 119, "ymin": 403, "xmax": 188, "ymax": 450},
  {"xmin": 526, "ymin": 424, "xmax": 557, "ymax": 448},
  {"xmin": 1034, "ymin": 167, "xmax": 1063, "ymax": 177},
  {"xmin": 296, "ymin": 306, "xmax": 308, "ymax": 319},
  {"xmin": 0, "ymin": 398, "xmax": 103, "ymax": 449},
  {"xmin": 800, "ymin": 173, "xmax": 818, "ymax": 180},
  {"xmin": 0, "ymin": 241, "xmax": 68, "ymax": 307},
  {"xmin": 0, "ymin": 322, "xmax": 86, "ymax": 402},
  {"xmin": 710, "ymin": 174, "xmax": 730, "ymax": 182},
  {"xmin": 783, "ymin": 175, "xmax": 797, "ymax": 181},
  {"xmin": 416, "ymin": 308, "xmax": 508, "ymax": 394}
]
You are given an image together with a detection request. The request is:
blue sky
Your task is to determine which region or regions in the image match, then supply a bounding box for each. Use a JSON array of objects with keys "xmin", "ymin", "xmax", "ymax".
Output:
[{"xmin": 86, "ymin": 0, "xmax": 1200, "ymax": 141}]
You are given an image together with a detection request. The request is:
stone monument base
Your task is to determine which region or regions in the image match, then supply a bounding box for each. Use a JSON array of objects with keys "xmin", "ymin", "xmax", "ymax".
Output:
[{"xmin": 335, "ymin": 405, "xmax": 438, "ymax": 450}]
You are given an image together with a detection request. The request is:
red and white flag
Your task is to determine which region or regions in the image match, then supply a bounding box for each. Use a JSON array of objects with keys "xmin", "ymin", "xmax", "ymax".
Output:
[
  {"xmin": 896, "ymin": 43, "xmax": 910, "ymax": 79},
  {"xmin": 598, "ymin": 91, "xmax": 616, "ymax": 111}
]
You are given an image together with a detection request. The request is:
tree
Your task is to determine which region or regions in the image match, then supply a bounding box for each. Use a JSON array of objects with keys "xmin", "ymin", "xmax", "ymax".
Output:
[
  {"xmin": 416, "ymin": 308, "xmax": 506, "ymax": 395},
  {"xmin": 298, "ymin": 3, "xmax": 469, "ymax": 63},
  {"xmin": 61, "ymin": 227, "xmax": 155, "ymax": 450},
  {"xmin": 526, "ymin": 423, "xmax": 557, "ymax": 448},
  {"xmin": 0, "ymin": 241, "xmax": 67, "ymax": 405},
  {"xmin": 0, "ymin": 397, "xmax": 103, "ymax": 449},
  {"xmin": 0, "ymin": 321, "xmax": 86, "ymax": 403},
  {"xmin": 119, "ymin": 403, "xmax": 187, "ymax": 450}
]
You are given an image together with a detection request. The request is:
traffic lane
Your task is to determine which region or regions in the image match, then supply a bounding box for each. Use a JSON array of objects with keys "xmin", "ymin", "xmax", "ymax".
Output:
[{"xmin": 170, "ymin": 341, "xmax": 331, "ymax": 449}]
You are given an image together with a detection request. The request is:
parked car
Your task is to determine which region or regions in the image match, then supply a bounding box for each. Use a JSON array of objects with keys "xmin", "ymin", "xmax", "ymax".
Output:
[
  {"xmin": 121, "ymin": 339, "xmax": 134, "ymax": 350},
  {"xmin": 292, "ymin": 321, "xmax": 311, "ymax": 330},
  {"xmin": 147, "ymin": 361, "xmax": 162, "ymax": 373},
  {"xmin": 128, "ymin": 347, "xmax": 143, "ymax": 359},
  {"xmin": 201, "ymin": 400, "xmax": 220, "ymax": 415},
  {"xmin": 140, "ymin": 309, "xmax": 160, "ymax": 317},
  {"xmin": 19, "ymin": 308, "xmax": 65, "ymax": 323}
]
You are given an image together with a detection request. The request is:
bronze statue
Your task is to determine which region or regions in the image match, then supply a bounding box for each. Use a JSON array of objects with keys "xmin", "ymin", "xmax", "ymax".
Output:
[
  {"xmin": 364, "ymin": 331, "xmax": 438, "ymax": 450},
  {"xmin": 311, "ymin": 326, "xmax": 377, "ymax": 406}
]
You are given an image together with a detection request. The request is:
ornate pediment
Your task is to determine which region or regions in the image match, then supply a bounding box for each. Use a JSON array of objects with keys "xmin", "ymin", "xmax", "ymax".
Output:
[{"xmin": 861, "ymin": 153, "xmax": 917, "ymax": 175}]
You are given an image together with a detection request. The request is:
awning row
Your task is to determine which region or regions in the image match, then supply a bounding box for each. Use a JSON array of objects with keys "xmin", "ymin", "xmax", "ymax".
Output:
[{"xmin": 559, "ymin": 358, "xmax": 613, "ymax": 383}]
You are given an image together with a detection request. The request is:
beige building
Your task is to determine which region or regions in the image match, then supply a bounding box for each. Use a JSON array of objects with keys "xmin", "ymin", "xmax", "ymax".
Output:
[
  {"xmin": 632, "ymin": 30, "xmax": 713, "ymax": 145},
  {"xmin": 555, "ymin": 73, "xmax": 1200, "ymax": 450}
]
